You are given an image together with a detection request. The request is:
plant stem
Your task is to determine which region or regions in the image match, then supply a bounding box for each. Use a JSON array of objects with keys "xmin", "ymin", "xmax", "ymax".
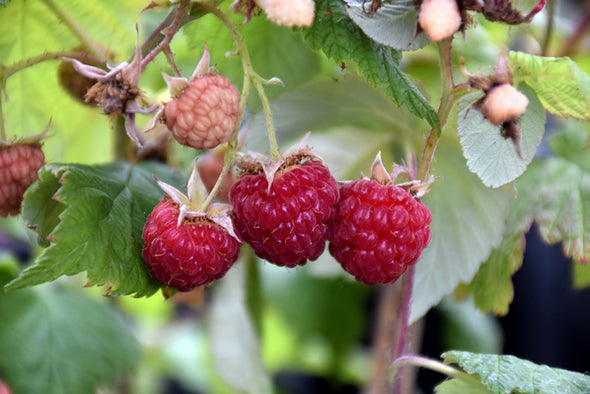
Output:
[
  {"xmin": 416, "ymin": 38, "xmax": 469, "ymax": 182},
  {"xmin": 541, "ymin": 0, "xmax": 556, "ymax": 56},
  {"xmin": 391, "ymin": 266, "xmax": 415, "ymax": 394},
  {"xmin": 2, "ymin": 51, "xmax": 104, "ymax": 80},
  {"xmin": 193, "ymin": 2, "xmax": 279, "ymax": 161},
  {"xmin": 140, "ymin": 0, "xmax": 190, "ymax": 71},
  {"xmin": 392, "ymin": 355, "xmax": 484, "ymax": 388},
  {"xmin": 41, "ymin": 0, "xmax": 107, "ymax": 59},
  {"xmin": 557, "ymin": 10, "xmax": 590, "ymax": 57}
]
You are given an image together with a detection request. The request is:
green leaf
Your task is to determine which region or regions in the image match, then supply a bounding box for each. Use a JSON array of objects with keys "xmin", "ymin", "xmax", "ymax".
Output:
[
  {"xmin": 247, "ymin": 76, "xmax": 425, "ymax": 154},
  {"xmin": 0, "ymin": 286, "xmax": 139, "ymax": 394},
  {"xmin": 457, "ymin": 84, "xmax": 546, "ymax": 188},
  {"xmin": 443, "ymin": 351, "xmax": 590, "ymax": 393},
  {"xmin": 303, "ymin": 0, "xmax": 440, "ymax": 133},
  {"xmin": 344, "ymin": 0, "xmax": 429, "ymax": 51},
  {"xmin": 509, "ymin": 51, "xmax": 590, "ymax": 121},
  {"xmin": 517, "ymin": 158, "xmax": 590, "ymax": 263},
  {"xmin": 209, "ymin": 259, "xmax": 273, "ymax": 394},
  {"xmin": 454, "ymin": 232, "xmax": 524, "ymax": 315},
  {"xmin": 410, "ymin": 137, "xmax": 512, "ymax": 323},
  {"xmin": 573, "ymin": 263, "xmax": 590, "ymax": 289},
  {"xmin": 5, "ymin": 161, "xmax": 185, "ymax": 296},
  {"xmin": 435, "ymin": 378, "xmax": 492, "ymax": 393},
  {"xmin": 1, "ymin": 0, "xmax": 145, "ymax": 164}
]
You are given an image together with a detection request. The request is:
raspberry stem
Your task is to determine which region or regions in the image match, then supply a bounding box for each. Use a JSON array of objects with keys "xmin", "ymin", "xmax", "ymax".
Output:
[
  {"xmin": 140, "ymin": 0, "xmax": 190, "ymax": 71},
  {"xmin": 391, "ymin": 355, "xmax": 483, "ymax": 388},
  {"xmin": 0, "ymin": 94, "xmax": 5, "ymax": 141},
  {"xmin": 194, "ymin": 2, "xmax": 280, "ymax": 161},
  {"xmin": 416, "ymin": 39, "xmax": 470, "ymax": 182}
]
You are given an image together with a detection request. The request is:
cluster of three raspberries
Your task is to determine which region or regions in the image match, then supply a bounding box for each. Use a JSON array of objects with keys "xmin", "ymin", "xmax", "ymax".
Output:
[{"xmin": 142, "ymin": 150, "xmax": 433, "ymax": 290}]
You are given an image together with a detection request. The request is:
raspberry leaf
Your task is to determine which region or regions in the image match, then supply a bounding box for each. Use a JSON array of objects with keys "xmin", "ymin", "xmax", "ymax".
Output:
[
  {"xmin": 457, "ymin": 83, "xmax": 546, "ymax": 188},
  {"xmin": 410, "ymin": 138, "xmax": 512, "ymax": 323},
  {"xmin": 440, "ymin": 351, "xmax": 590, "ymax": 393},
  {"xmin": 0, "ymin": 286, "xmax": 139, "ymax": 394},
  {"xmin": 454, "ymin": 232, "xmax": 524, "ymax": 315},
  {"xmin": 509, "ymin": 51, "xmax": 590, "ymax": 122},
  {"xmin": 5, "ymin": 161, "xmax": 185, "ymax": 296},
  {"xmin": 344, "ymin": 0, "xmax": 430, "ymax": 51},
  {"xmin": 303, "ymin": 0, "xmax": 441, "ymax": 134}
]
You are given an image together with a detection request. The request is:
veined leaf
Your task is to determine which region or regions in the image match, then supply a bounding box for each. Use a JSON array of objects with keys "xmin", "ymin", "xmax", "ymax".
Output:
[
  {"xmin": 509, "ymin": 51, "xmax": 590, "ymax": 121},
  {"xmin": 303, "ymin": 0, "xmax": 440, "ymax": 133},
  {"xmin": 454, "ymin": 232, "xmax": 524, "ymax": 315},
  {"xmin": 443, "ymin": 351, "xmax": 590, "ymax": 393},
  {"xmin": 457, "ymin": 84, "xmax": 546, "ymax": 188},
  {"xmin": 5, "ymin": 161, "xmax": 185, "ymax": 296},
  {"xmin": 344, "ymin": 0, "xmax": 429, "ymax": 51},
  {"xmin": 0, "ymin": 286, "xmax": 139, "ymax": 394},
  {"xmin": 517, "ymin": 158, "xmax": 590, "ymax": 263},
  {"xmin": 410, "ymin": 137, "xmax": 511, "ymax": 323}
]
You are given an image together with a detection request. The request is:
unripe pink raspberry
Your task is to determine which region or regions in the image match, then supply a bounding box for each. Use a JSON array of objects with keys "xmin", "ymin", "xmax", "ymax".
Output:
[
  {"xmin": 255, "ymin": 0, "xmax": 315, "ymax": 27},
  {"xmin": 164, "ymin": 74, "xmax": 240, "ymax": 150},
  {"xmin": 418, "ymin": 0, "xmax": 462, "ymax": 41},
  {"xmin": 480, "ymin": 83, "xmax": 529, "ymax": 125},
  {"xmin": 161, "ymin": 46, "xmax": 241, "ymax": 151}
]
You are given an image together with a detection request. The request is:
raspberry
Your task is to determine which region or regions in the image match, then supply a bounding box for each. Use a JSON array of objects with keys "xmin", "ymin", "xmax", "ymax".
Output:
[
  {"xmin": 329, "ymin": 161, "xmax": 432, "ymax": 285},
  {"xmin": 256, "ymin": 0, "xmax": 315, "ymax": 27},
  {"xmin": 418, "ymin": 0, "xmax": 462, "ymax": 42},
  {"xmin": 164, "ymin": 73, "xmax": 240, "ymax": 150},
  {"xmin": 142, "ymin": 197, "xmax": 241, "ymax": 291},
  {"xmin": 0, "ymin": 143, "xmax": 45, "ymax": 217},
  {"xmin": 480, "ymin": 83, "xmax": 529, "ymax": 125},
  {"xmin": 230, "ymin": 154, "xmax": 339, "ymax": 267}
]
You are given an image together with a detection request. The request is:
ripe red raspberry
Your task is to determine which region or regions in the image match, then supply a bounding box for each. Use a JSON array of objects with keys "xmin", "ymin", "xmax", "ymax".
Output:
[
  {"xmin": 164, "ymin": 73, "xmax": 240, "ymax": 150},
  {"xmin": 329, "ymin": 159, "xmax": 432, "ymax": 285},
  {"xmin": 142, "ymin": 197, "xmax": 241, "ymax": 291},
  {"xmin": 0, "ymin": 143, "xmax": 45, "ymax": 217},
  {"xmin": 230, "ymin": 154, "xmax": 339, "ymax": 267}
]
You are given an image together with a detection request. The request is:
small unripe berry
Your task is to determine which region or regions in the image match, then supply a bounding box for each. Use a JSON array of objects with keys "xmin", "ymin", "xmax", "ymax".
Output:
[
  {"xmin": 480, "ymin": 83, "xmax": 529, "ymax": 125},
  {"xmin": 418, "ymin": 0, "xmax": 462, "ymax": 42},
  {"xmin": 164, "ymin": 74, "xmax": 241, "ymax": 150},
  {"xmin": 255, "ymin": 0, "xmax": 315, "ymax": 27}
]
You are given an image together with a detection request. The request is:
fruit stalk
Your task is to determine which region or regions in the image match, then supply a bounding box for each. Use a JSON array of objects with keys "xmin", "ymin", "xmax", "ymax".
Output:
[
  {"xmin": 391, "ymin": 265, "xmax": 415, "ymax": 394},
  {"xmin": 140, "ymin": 0, "xmax": 190, "ymax": 71},
  {"xmin": 194, "ymin": 2, "xmax": 280, "ymax": 161},
  {"xmin": 392, "ymin": 355, "xmax": 484, "ymax": 388}
]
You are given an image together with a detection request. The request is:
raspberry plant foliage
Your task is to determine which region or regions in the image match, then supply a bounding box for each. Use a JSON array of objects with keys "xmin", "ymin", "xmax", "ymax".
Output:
[{"xmin": 1, "ymin": 0, "xmax": 590, "ymax": 393}]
